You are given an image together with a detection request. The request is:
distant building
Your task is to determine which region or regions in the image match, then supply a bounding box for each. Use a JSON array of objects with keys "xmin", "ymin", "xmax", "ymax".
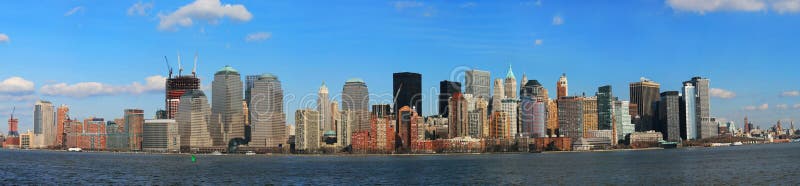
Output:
[
  {"xmin": 582, "ymin": 97, "xmax": 598, "ymax": 138},
  {"xmin": 520, "ymin": 97, "xmax": 546, "ymax": 138},
  {"xmin": 521, "ymin": 80, "xmax": 548, "ymax": 102},
  {"xmin": 658, "ymin": 91, "xmax": 681, "ymax": 142},
  {"xmin": 501, "ymin": 98, "xmax": 520, "ymax": 137},
  {"xmin": 629, "ymin": 130, "xmax": 663, "ymax": 147},
  {"xmin": 491, "ymin": 78, "xmax": 505, "ymax": 114},
  {"xmin": 685, "ymin": 77, "xmax": 714, "ymax": 139},
  {"xmin": 546, "ymin": 99, "xmax": 559, "ymax": 137},
  {"xmin": 614, "ymin": 101, "xmax": 634, "ymax": 143},
  {"xmin": 34, "ymin": 100, "xmax": 55, "ymax": 148},
  {"xmin": 125, "ymin": 109, "xmax": 144, "ymax": 151},
  {"xmin": 681, "ymin": 82, "xmax": 698, "ymax": 140},
  {"xmin": 397, "ymin": 106, "xmax": 421, "ymax": 151},
  {"xmin": 211, "ymin": 65, "xmax": 245, "ymax": 145},
  {"xmin": 337, "ymin": 110, "xmax": 354, "ymax": 148},
  {"xmin": 142, "ymin": 119, "xmax": 179, "ymax": 152},
  {"xmin": 249, "ymin": 73, "xmax": 287, "ymax": 148},
  {"xmin": 558, "ymin": 96, "xmax": 584, "ymax": 142},
  {"xmin": 393, "ymin": 72, "xmax": 422, "ymax": 116},
  {"xmin": 448, "ymin": 93, "xmax": 468, "ymax": 138},
  {"xmin": 557, "ymin": 73, "xmax": 568, "ymax": 99},
  {"xmin": 504, "ymin": 65, "xmax": 517, "ymax": 99},
  {"xmin": 439, "ymin": 80, "xmax": 462, "ymax": 117},
  {"xmin": 466, "ymin": 95, "xmax": 488, "ymax": 138},
  {"xmin": 56, "ymin": 105, "xmax": 69, "ymax": 148},
  {"xmin": 465, "ymin": 69, "xmax": 491, "ymax": 100},
  {"xmin": 318, "ymin": 82, "xmax": 334, "ymax": 132},
  {"xmin": 490, "ymin": 112, "xmax": 510, "ymax": 139},
  {"xmin": 165, "ymin": 69, "xmax": 200, "ymax": 119},
  {"xmin": 342, "ymin": 78, "xmax": 370, "ymax": 133},
  {"xmin": 176, "ymin": 89, "xmax": 214, "ymax": 149},
  {"xmin": 597, "ymin": 85, "xmax": 614, "ymax": 130},
  {"xmin": 629, "ymin": 78, "xmax": 660, "ymax": 132},
  {"xmin": 295, "ymin": 109, "xmax": 320, "ymax": 152}
]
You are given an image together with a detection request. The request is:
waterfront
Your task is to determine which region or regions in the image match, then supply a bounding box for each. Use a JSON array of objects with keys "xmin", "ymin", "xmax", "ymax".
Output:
[{"xmin": 0, "ymin": 143, "xmax": 798, "ymax": 185}]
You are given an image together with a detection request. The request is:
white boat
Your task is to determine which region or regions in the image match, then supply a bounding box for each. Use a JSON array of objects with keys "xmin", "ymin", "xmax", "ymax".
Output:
[
  {"xmin": 245, "ymin": 151, "xmax": 256, "ymax": 155},
  {"xmin": 211, "ymin": 151, "xmax": 223, "ymax": 155},
  {"xmin": 732, "ymin": 142, "xmax": 744, "ymax": 146},
  {"xmin": 67, "ymin": 147, "xmax": 83, "ymax": 152}
]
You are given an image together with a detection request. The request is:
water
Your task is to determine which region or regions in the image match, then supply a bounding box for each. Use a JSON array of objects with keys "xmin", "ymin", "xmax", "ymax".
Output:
[{"xmin": 1, "ymin": 143, "xmax": 799, "ymax": 185}]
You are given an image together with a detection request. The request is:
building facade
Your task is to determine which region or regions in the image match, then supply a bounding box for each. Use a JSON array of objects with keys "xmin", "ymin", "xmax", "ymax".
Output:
[
  {"xmin": 393, "ymin": 72, "xmax": 422, "ymax": 116},
  {"xmin": 211, "ymin": 65, "xmax": 245, "ymax": 146},
  {"xmin": 439, "ymin": 80, "xmax": 462, "ymax": 117},
  {"xmin": 681, "ymin": 82, "xmax": 697, "ymax": 140},
  {"xmin": 295, "ymin": 109, "xmax": 320, "ymax": 152},
  {"xmin": 558, "ymin": 96, "xmax": 584, "ymax": 142},
  {"xmin": 176, "ymin": 90, "xmax": 214, "ymax": 149},
  {"xmin": 34, "ymin": 100, "xmax": 55, "ymax": 148},
  {"xmin": 686, "ymin": 77, "xmax": 714, "ymax": 139},
  {"xmin": 630, "ymin": 78, "xmax": 660, "ymax": 132},
  {"xmin": 125, "ymin": 109, "xmax": 144, "ymax": 151},
  {"xmin": 250, "ymin": 73, "xmax": 287, "ymax": 148},
  {"xmin": 557, "ymin": 73, "xmax": 568, "ymax": 99},
  {"xmin": 658, "ymin": 91, "xmax": 682, "ymax": 142},
  {"xmin": 465, "ymin": 69, "xmax": 491, "ymax": 100},
  {"xmin": 597, "ymin": 85, "xmax": 614, "ymax": 130}
]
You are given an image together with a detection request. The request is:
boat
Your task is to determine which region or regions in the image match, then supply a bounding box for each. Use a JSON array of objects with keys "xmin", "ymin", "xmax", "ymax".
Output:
[
  {"xmin": 245, "ymin": 151, "xmax": 256, "ymax": 155},
  {"xmin": 732, "ymin": 142, "xmax": 744, "ymax": 146},
  {"xmin": 211, "ymin": 151, "xmax": 223, "ymax": 155},
  {"xmin": 67, "ymin": 147, "xmax": 83, "ymax": 152},
  {"xmin": 660, "ymin": 141, "xmax": 679, "ymax": 149}
]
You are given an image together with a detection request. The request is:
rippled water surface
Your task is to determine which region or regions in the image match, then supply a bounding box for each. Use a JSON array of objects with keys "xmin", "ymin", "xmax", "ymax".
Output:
[{"xmin": 1, "ymin": 143, "xmax": 799, "ymax": 185}]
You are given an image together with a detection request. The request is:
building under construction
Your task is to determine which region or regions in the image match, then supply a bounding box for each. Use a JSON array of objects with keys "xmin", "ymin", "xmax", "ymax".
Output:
[{"xmin": 164, "ymin": 54, "xmax": 200, "ymax": 119}]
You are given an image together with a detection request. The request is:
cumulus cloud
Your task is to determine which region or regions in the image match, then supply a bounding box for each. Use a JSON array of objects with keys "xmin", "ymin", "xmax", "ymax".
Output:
[
  {"xmin": 245, "ymin": 32, "xmax": 272, "ymax": 42},
  {"xmin": 39, "ymin": 75, "xmax": 166, "ymax": 98},
  {"xmin": 65, "ymin": 6, "xmax": 85, "ymax": 16},
  {"xmin": 777, "ymin": 104, "xmax": 789, "ymax": 109},
  {"xmin": 710, "ymin": 88, "xmax": 736, "ymax": 99},
  {"xmin": 667, "ymin": 0, "xmax": 800, "ymax": 14},
  {"xmin": 128, "ymin": 1, "xmax": 154, "ymax": 16},
  {"xmin": 534, "ymin": 39, "xmax": 543, "ymax": 46},
  {"xmin": 781, "ymin": 90, "xmax": 800, "ymax": 97},
  {"xmin": 158, "ymin": 0, "xmax": 253, "ymax": 31},
  {"xmin": 552, "ymin": 15, "xmax": 563, "ymax": 25},
  {"xmin": 0, "ymin": 33, "xmax": 8, "ymax": 43},
  {"xmin": 0, "ymin": 77, "xmax": 35, "ymax": 95},
  {"xmin": 744, "ymin": 103, "xmax": 769, "ymax": 111}
]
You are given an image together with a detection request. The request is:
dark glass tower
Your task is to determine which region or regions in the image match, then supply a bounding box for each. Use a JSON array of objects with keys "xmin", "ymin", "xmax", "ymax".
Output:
[
  {"xmin": 393, "ymin": 72, "xmax": 422, "ymax": 116},
  {"xmin": 439, "ymin": 80, "xmax": 461, "ymax": 117}
]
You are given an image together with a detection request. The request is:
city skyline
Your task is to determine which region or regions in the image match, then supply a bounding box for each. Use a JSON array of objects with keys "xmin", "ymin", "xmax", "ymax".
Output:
[{"xmin": 2, "ymin": 0, "xmax": 800, "ymax": 133}]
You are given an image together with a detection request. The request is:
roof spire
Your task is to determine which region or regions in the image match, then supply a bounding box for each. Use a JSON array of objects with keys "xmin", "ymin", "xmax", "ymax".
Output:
[{"xmin": 506, "ymin": 64, "xmax": 515, "ymax": 79}]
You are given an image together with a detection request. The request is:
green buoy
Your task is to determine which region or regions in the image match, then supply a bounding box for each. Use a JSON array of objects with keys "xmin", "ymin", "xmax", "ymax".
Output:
[{"xmin": 191, "ymin": 154, "xmax": 196, "ymax": 163}]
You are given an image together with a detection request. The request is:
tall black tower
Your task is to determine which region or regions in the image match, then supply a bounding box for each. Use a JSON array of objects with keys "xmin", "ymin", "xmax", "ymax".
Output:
[{"xmin": 393, "ymin": 72, "xmax": 423, "ymax": 116}]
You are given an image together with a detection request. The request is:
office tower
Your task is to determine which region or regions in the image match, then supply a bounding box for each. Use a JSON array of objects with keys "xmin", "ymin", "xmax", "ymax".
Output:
[
  {"xmin": 557, "ymin": 73, "xmax": 568, "ymax": 99},
  {"xmin": 597, "ymin": 85, "xmax": 614, "ymax": 130},
  {"xmin": 558, "ymin": 96, "xmax": 584, "ymax": 142},
  {"xmin": 337, "ymin": 110, "xmax": 354, "ymax": 148},
  {"xmin": 583, "ymin": 97, "xmax": 598, "ymax": 138},
  {"xmin": 685, "ymin": 77, "xmax": 714, "ymax": 139},
  {"xmin": 521, "ymin": 97, "xmax": 546, "ymax": 138},
  {"xmin": 155, "ymin": 110, "xmax": 168, "ymax": 120},
  {"xmin": 342, "ymin": 78, "xmax": 370, "ymax": 133},
  {"xmin": 490, "ymin": 112, "xmax": 510, "ymax": 139},
  {"xmin": 546, "ymin": 99, "xmax": 559, "ymax": 137},
  {"xmin": 211, "ymin": 65, "xmax": 245, "ymax": 145},
  {"xmin": 397, "ymin": 106, "xmax": 420, "ymax": 151},
  {"xmin": 81, "ymin": 117, "xmax": 107, "ymax": 151},
  {"xmin": 492, "ymin": 78, "xmax": 505, "ymax": 114},
  {"xmin": 7, "ymin": 110, "xmax": 18, "ymax": 136},
  {"xmin": 521, "ymin": 80, "xmax": 548, "ymax": 101},
  {"xmin": 681, "ymin": 82, "xmax": 697, "ymax": 140},
  {"xmin": 393, "ymin": 72, "xmax": 422, "ymax": 116},
  {"xmin": 317, "ymin": 82, "xmax": 334, "ymax": 132},
  {"xmin": 165, "ymin": 61, "xmax": 200, "ymax": 119},
  {"xmin": 372, "ymin": 104, "xmax": 392, "ymax": 118},
  {"xmin": 659, "ymin": 91, "xmax": 681, "ymax": 142},
  {"xmin": 106, "ymin": 118, "xmax": 129, "ymax": 151},
  {"xmin": 502, "ymin": 98, "xmax": 520, "ymax": 137},
  {"xmin": 142, "ymin": 119, "xmax": 179, "ymax": 152},
  {"xmin": 56, "ymin": 105, "xmax": 68, "ymax": 147},
  {"xmin": 630, "ymin": 77, "xmax": 660, "ymax": 132},
  {"xmin": 245, "ymin": 75, "xmax": 259, "ymax": 105},
  {"xmin": 448, "ymin": 93, "xmax": 468, "ymax": 138},
  {"xmin": 614, "ymin": 100, "xmax": 634, "ymax": 143},
  {"xmin": 439, "ymin": 80, "xmax": 462, "ymax": 117},
  {"xmin": 250, "ymin": 73, "xmax": 286, "ymax": 147},
  {"xmin": 520, "ymin": 73, "xmax": 528, "ymax": 98},
  {"xmin": 34, "ymin": 100, "xmax": 55, "ymax": 148},
  {"xmin": 125, "ymin": 109, "xmax": 145, "ymax": 151},
  {"xmin": 465, "ymin": 69, "xmax": 491, "ymax": 100},
  {"xmin": 467, "ymin": 95, "xmax": 488, "ymax": 138},
  {"xmin": 176, "ymin": 90, "xmax": 214, "ymax": 149},
  {"xmin": 504, "ymin": 65, "xmax": 517, "ymax": 99},
  {"xmin": 295, "ymin": 109, "xmax": 320, "ymax": 152}
]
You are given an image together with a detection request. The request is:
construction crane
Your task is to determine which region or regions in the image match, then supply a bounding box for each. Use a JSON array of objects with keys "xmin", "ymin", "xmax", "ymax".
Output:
[
  {"xmin": 177, "ymin": 52, "xmax": 183, "ymax": 76},
  {"xmin": 192, "ymin": 52, "xmax": 198, "ymax": 77},
  {"xmin": 164, "ymin": 56, "xmax": 173, "ymax": 78}
]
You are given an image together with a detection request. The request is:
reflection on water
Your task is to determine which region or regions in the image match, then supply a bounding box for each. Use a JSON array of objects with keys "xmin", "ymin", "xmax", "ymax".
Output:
[{"xmin": 1, "ymin": 143, "xmax": 798, "ymax": 184}]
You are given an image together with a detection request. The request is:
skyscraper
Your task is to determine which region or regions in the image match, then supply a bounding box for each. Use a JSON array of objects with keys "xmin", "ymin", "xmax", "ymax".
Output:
[
  {"xmin": 439, "ymin": 80, "xmax": 462, "ymax": 117},
  {"xmin": 520, "ymin": 97, "xmax": 546, "ymax": 138},
  {"xmin": 212, "ymin": 65, "xmax": 245, "ymax": 145},
  {"xmin": 7, "ymin": 111, "xmax": 19, "ymax": 137},
  {"xmin": 448, "ymin": 93, "xmax": 468, "ymax": 138},
  {"xmin": 165, "ymin": 66, "xmax": 200, "ymax": 119},
  {"xmin": 630, "ymin": 78, "xmax": 660, "ymax": 132},
  {"xmin": 583, "ymin": 97, "xmax": 598, "ymax": 138},
  {"xmin": 681, "ymin": 82, "xmax": 697, "ymax": 140},
  {"xmin": 502, "ymin": 98, "xmax": 520, "ymax": 137},
  {"xmin": 658, "ymin": 91, "xmax": 681, "ymax": 142},
  {"xmin": 520, "ymin": 73, "xmax": 528, "ymax": 98},
  {"xmin": 249, "ymin": 73, "xmax": 286, "ymax": 148},
  {"xmin": 318, "ymin": 82, "xmax": 333, "ymax": 132},
  {"xmin": 521, "ymin": 80, "xmax": 548, "ymax": 101},
  {"xmin": 397, "ymin": 106, "xmax": 420, "ymax": 151},
  {"xmin": 491, "ymin": 78, "xmax": 505, "ymax": 114},
  {"xmin": 176, "ymin": 89, "xmax": 214, "ymax": 149},
  {"xmin": 465, "ymin": 69, "xmax": 491, "ymax": 100},
  {"xmin": 34, "ymin": 100, "xmax": 55, "ymax": 148},
  {"xmin": 295, "ymin": 109, "xmax": 320, "ymax": 152},
  {"xmin": 393, "ymin": 72, "xmax": 422, "ymax": 116},
  {"xmin": 467, "ymin": 95, "xmax": 488, "ymax": 138},
  {"xmin": 557, "ymin": 73, "xmax": 568, "ymax": 99},
  {"xmin": 614, "ymin": 100, "xmax": 634, "ymax": 143},
  {"xmin": 342, "ymin": 78, "xmax": 371, "ymax": 133},
  {"xmin": 546, "ymin": 99, "xmax": 559, "ymax": 137},
  {"xmin": 504, "ymin": 65, "xmax": 517, "ymax": 99},
  {"xmin": 685, "ymin": 77, "xmax": 714, "ymax": 139},
  {"xmin": 56, "ymin": 105, "xmax": 69, "ymax": 148},
  {"xmin": 597, "ymin": 85, "xmax": 614, "ymax": 130},
  {"xmin": 558, "ymin": 96, "xmax": 584, "ymax": 142},
  {"xmin": 125, "ymin": 109, "xmax": 144, "ymax": 151}
]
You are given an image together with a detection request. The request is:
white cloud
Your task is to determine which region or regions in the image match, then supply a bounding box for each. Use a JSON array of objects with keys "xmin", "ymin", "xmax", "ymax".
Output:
[
  {"xmin": 394, "ymin": 1, "xmax": 424, "ymax": 10},
  {"xmin": 710, "ymin": 88, "xmax": 736, "ymax": 99},
  {"xmin": 0, "ymin": 95, "xmax": 37, "ymax": 102},
  {"xmin": 65, "ymin": 6, "xmax": 85, "ymax": 16},
  {"xmin": 534, "ymin": 39, "xmax": 543, "ymax": 46},
  {"xmin": 460, "ymin": 2, "xmax": 477, "ymax": 8},
  {"xmin": 128, "ymin": 1, "xmax": 154, "ymax": 16},
  {"xmin": 773, "ymin": 0, "xmax": 800, "ymax": 13},
  {"xmin": 777, "ymin": 104, "xmax": 789, "ymax": 109},
  {"xmin": 39, "ymin": 75, "xmax": 166, "ymax": 98},
  {"xmin": 0, "ymin": 77, "xmax": 35, "ymax": 95},
  {"xmin": 0, "ymin": 33, "xmax": 9, "ymax": 43},
  {"xmin": 781, "ymin": 90, "xmax": 800, "ymax": 97},
  {"xmin": 744, "ymin": 103, "xmax": 769, "ymax": 111},
  {"xmin": 552, "ymin": 15, "xmax": 563, "ymax": 25},
  {"xmin": 794, "ymin": 104, "xmax": 800, "ymax": 109},
  {"xmin": 158, "ymin": 0, "xmax": 253, "ymax": 31},
  {"xmin": 245, "ymin": 32, "xmax": 272, "ymax": 42}
]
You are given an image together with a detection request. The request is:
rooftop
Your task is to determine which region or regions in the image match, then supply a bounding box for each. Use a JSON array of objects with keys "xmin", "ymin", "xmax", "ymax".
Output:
[{"xmin": 215, "ymin": 65, "xmax": 239, "ymax": 75}]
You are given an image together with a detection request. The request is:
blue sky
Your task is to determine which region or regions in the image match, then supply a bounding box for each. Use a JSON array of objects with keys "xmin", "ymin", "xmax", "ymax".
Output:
[{"xmin": 1, "ymin": 0, "xmax": 799, "ymax": 132}]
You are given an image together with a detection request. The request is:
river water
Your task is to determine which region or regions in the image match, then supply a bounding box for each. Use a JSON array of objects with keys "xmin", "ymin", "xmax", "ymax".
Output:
[{"xmin": 1, "ymin": 143, "xmax": 798, "ymax": 185}]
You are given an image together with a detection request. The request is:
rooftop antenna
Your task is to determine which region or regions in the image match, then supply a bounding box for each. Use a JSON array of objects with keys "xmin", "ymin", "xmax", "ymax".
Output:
[
  {"xmin": 192, "ymin": 52, "xmax": 198, "ymax": 77},
  {"xmin": 177, "ymin": 51, "xmax": 183, "ymax": 76},
  {"xmin": 10, "ymin": 106, "xmax": 15, "ymax": 120},
  {"xmin": 164, "ymin": 56, "xmax": 173, "ymax": 78}
]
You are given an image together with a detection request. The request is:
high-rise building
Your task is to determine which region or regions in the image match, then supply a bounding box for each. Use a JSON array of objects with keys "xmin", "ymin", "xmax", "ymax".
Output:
[
  {"xmin": 521, "ymin": 80, "xmax": 548, "ymax": 101},
  {"xmin": 393, "ymin": 72, "xmax": 422, "ymax": 116},
  {"xmin": 520, "ymin": 97, "xmax": 546, "ymax": 138},
  {"xmin": 557, "ymin": 73, "xmax": 568, "ymax": 99},
  {"xmin": 467, "ymin": 95, "xmax": 488, "ymax": 138},
  {"xmin": 658, "ymin": 91, "xmax": 682, "ymax": 142},
  {"xmin": 583, "ymin": 97, "xmax": 598, "ymax": 138},
  {"xmin": 165, "ymin": 65, "xmax": 200, "ymax": 119},
  {"xmin": 597, "ymin": 85, "xmax": 614, "ymax": 130},
  {"xmin": 520, "ymin": 73, "xmax": 528, "ymax": 98},
  {"xmin": 125, "ymin": 109, "xmax": 144, "ymax": 151},
  {"xmin": 337, "ymin": 110, "xmax": 354, "ymax": 148},
  {"xmin": 7, "ymin": 111, "xmax": 19, "ymax": 137},
  {"xmin": 490, "ymin": 112, "xmax": 509, "ymax": 139},
  {"xmin": 142, "ymin": 119, "xmax": 179, "ymax": 152},
  {"xmin": 448, "ymin": 93, "xmax": 468, "ymax": 138},
  {"xmin": 501, "ymin": 98, "xmax": 520, "ymax": 137},
  {"xmin": 397, "ymin": 106, "xmax": 420, "ymax": 151},
  {"xmin": 318, "ymin": 82, "xmax": 333, "ymax": 132},
  {"xmin": 558, "ymin": 96, "xmax": 584, "ymax": 142},
  {"xmin": 630, "ymin": 77, "xmax": 660, "ymax": 132},
  {"xmin": 176, "ymin": 90, "xmax": 214, "ymax": 149},
  {"xmin": 465, "ymin": 70, "xmax": 491, "ymax": 100},
  {"xmin": 295, "ymin": 109, "xmax": 320, "ymax": 152},
  {"xmin": 546, "ymin": 99, "xmax": 559, "ymax": 137},
  {"xmin": 56, "ymin": 105, "xmax": 69, "ymax": 148},
  {"xmin": 685, "ymin": 77, "xmax": 714, "ymax": 139},
  {"xmin": 342, "ymin": 78, "xmax": 370, "ymax": 133},
  {"xmin": 614, "ymin": 100, "xmax": 634, "ymax": 143},
  {"xmin": 34, "ymin": 100, "xmax": 55, "ymax": 148},
  {"xmin": 504, "ymin": 65, "xmax": 518, "ymax": 99},
  {"xmin": 249, "ymin": 73, "xmax": 286, "ymax": 148},
  {"xmin": 491, "ymin": 78, "xmax": 505, "ymax": 114},
  {"xmin": 681, "ymin": 82, "xmax": 697, "ymax": 140},
  {"xmin": 439, "ymin": 80, "xmax": 462, "ymax": 117},
  {"xmin": 211, "ymin": 65, "xmax": 245, "ymax": 145}
]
